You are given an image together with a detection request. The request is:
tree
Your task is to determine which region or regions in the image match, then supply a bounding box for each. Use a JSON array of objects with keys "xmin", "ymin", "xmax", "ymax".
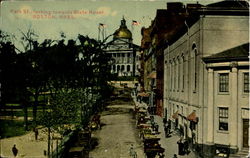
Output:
[{"xmin": 37, "ymin": 89, "xmax": 82, "ymax": 157}]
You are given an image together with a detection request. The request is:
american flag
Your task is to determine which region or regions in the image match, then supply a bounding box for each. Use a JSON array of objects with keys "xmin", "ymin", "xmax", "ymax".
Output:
[{"xmin": 132, "ymin": 20, "xmax": 140, "ymax": 25}]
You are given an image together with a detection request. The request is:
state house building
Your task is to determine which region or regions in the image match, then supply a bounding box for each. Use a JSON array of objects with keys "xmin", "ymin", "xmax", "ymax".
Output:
[{"xmin": 105, "ymin": 18, "xmax": 140, "ymax": 77}]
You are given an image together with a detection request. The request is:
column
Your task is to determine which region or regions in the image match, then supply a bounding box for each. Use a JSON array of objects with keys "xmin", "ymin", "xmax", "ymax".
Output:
[
  {"xmin": 229, "ymin": 66, "xmax": 238, "ymax": 150},
  {"xmin": 207, "ymin": 68, "xmax": 214, "ymax": 143}
]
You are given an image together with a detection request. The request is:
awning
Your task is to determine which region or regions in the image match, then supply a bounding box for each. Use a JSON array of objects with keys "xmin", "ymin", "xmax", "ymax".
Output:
[
  {"xmin": 187, "ymin": 111, "xmax": 198, "ymax": 122},
  {"xmin": 137, "ymin": 92, "xmax": 150, "ymax": 97},
  {"xmin": 172, "ymin": 111, "xmax": 179, "ymax": 119},
  {"xmin": 147, "ymin": 71, "xmax": 156, "ymax": 79}
]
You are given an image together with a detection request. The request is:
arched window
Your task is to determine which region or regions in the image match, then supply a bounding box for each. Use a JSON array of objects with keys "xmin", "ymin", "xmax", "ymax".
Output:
[
  {"xmin": 173, "ymin": 58, "xmax": 176, "ymax": 90},
  {"xmin": 117, "ymin": 65, "xmax": 120, "ymax": 71},
  {"xmin": 177, "ymin": 56, "xmax": 180, "ymax": 91},
  {"xmin": 192, "ymin": 43, "xmax": 198, "ymax": 92},
  {"xmin": 127, "ymin": 65, "xmax": 131, "ymax": 72},
  {"xmin": 113, "ymin": 65, "xmax": 116, "ymax": 71},
  {"xmin": 121, "ymin": 65, "xmax": 125, "ymax": 71},
  {"xmin": 182, "ymin": 54, "xmax": 185, "ymax": 91}
]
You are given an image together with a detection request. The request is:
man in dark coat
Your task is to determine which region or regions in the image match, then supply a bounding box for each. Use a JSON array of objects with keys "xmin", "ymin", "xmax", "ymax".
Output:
[
  {"xmin": 12, "ymin": 144, "xmax": 18, "ymax": 157},
  {"xmin": 177, "ymin": 138, "xmax": 185, "ymax": 155}
]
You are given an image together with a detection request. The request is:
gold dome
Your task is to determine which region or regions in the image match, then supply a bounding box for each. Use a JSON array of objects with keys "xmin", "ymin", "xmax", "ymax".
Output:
[{"xmin": 113, "ymin": 18, "xmax": 132, "ymax": 39}]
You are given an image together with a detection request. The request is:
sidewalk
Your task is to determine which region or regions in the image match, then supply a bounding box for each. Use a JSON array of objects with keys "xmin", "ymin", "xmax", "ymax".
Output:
[
  {"xmin": 0, "ymin": 128, "xmax": 57, "ymax": 158},
  {"xmin": 153, "ymin": 115, "xmax": 196, "ymax": 158},
  {"xmin": 132, "ymin": 93, "xmax": 197, "ymax": 158}
]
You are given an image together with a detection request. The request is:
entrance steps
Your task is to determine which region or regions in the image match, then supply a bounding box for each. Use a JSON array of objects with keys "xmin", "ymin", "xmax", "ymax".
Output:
[{"xmin": 230, "ymin": 148, "xmax": 249, "ymax": 158}]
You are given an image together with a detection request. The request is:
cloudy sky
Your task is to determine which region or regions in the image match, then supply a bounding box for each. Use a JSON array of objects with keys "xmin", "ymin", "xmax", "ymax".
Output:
[{"xmin": 1, "ymin": 0, "xmax": 217, "ymax": 49}]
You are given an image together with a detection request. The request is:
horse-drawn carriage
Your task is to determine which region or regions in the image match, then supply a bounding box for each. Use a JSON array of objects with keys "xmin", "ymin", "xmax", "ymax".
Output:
[
  {"xmin": 69, "ymin": 130, "xmax": 91, "ymax": 158},
  {"xmin": 76, "ymin": 130, "xmax": 91, "ymax": 149},
  {"xmin": 144, "ymin": 138, "xmax": 165, "ymax": 158}
]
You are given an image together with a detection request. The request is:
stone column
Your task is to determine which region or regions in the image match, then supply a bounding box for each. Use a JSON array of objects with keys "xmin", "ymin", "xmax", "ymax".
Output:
[
  {"xmin": 229, "ymin": 65, "xmax": 238, "ymax": 152},
  {"xmin": 207, "ymin": 68, "xmax": 214, "ymax": 143},
  {"xmin": 205, "ymin": 68, "xmax": 215, "ymax": 158}
]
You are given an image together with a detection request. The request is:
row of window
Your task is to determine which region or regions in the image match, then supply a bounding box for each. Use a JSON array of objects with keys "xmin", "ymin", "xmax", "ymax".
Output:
[
  {"xmin": 115, "ymin": 58, "xmax": 133, "ymax": 64},
  {"xmin": 112, "ymin": 65, "xmax": 131, "ymax": 72},
  {"xmin": 219, "ymin": 73, "xmax": 249, "ymax": 93},
  {"xmin": 113, "ymin": 53, "xmax": 131, "ymax": 58},
  {"xmin": 169, "ymin": 44, "xmax": 198, "ymax": 92},
  {"xmin": 112, "ymin": 53, "xmax": 140, "ymax": 61}
]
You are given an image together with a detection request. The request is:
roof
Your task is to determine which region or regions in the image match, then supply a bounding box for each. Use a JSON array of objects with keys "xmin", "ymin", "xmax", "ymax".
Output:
[
  {"xmin": 207, "ymin": 1, "xmax": 249, "ymax": 9},
  {"xmin": 203, "ymin": 43, "xmax": 249, "ymax": 63},
  {"xmin": 113, "ymin": 18, "xmax": 132, "ymax": 39}
]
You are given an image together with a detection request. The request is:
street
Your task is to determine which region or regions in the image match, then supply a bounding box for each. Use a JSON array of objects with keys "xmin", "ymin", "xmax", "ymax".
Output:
[{"xmin": 89, "ymin": 90, "xmax": 145, "ymax": 158}]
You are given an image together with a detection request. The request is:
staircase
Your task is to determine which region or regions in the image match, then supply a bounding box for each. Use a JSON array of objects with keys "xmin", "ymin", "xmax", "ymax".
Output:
[{"xmin": 230, "ymin": 148, "xmax": 250, "ymax": 158}]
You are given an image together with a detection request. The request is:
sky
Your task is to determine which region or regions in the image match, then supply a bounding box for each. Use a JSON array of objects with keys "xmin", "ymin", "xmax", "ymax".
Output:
[{"xmin": 0, "ymin": 0, "xmax": 220, "ymax": 50}]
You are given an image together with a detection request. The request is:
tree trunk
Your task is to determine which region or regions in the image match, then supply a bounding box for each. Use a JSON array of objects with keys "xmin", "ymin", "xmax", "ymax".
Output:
[
  {"xmin": 33, "ymin": 93, "xmax": 38, "ymax": 125},
  {"xmin": 23, "ymin": 105, "xmax": 28, "ymax": 131},
  {"xmin": 48, "ymin": 127, "xmax": 51, "ymax": 157}
]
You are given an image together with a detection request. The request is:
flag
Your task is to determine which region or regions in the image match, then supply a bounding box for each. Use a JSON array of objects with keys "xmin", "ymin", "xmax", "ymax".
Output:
[
  {"xmin": 132, "ymin": 20, "xmax": 140, "ymax": 26},
  {"xmin": 99, "ymin": 23, "xmax": 107, "ymax": 28}
]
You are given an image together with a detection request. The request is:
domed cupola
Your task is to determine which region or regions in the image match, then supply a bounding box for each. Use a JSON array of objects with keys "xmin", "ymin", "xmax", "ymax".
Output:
[{"xmin": 113, "ymin": 17, "xmax": 132, "ymax": 39}]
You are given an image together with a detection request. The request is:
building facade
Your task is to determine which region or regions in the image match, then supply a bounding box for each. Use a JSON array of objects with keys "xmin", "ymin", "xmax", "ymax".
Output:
[
  {"xmin": 163, "ymin": 1, "xmax": 249, "ymax": 157},
  {"xmin": 105, "ymin": 18, "xmax": 140, "ymax": 77}
]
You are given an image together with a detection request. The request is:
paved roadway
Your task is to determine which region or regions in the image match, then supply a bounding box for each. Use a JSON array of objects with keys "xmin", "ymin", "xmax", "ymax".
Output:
[{"xmin": 89, "ymin": 92, "xmax": 145, "ymax": 158}]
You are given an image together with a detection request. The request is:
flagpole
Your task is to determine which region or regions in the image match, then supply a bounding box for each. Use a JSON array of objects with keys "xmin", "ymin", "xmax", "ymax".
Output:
[
  {"xmin": 102, "ymin": 27, "xmax": 104, "ymax": 42},
  {"xmin": 98, "ymin": 26, "xmax": 100, "ymax": 41}
]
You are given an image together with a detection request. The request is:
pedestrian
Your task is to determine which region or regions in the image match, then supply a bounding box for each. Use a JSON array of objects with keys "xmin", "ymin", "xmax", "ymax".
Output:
[
  {"xmin": 155, "ymin": 124, "xmax": 159, "ymax": 133},
  {"xmin": 164, "ymin": 123, "xmax": 168, "ymax": 137},
  {"xmin": 184, "ymin": 139, "xmax": 189, "ymax": 154},
  {"xmin": 173, "ymin": 154, "xmax": 178, "ymax": 158},
  {"xmin": 177, "ymin": 137, "xmax": 185, "ymax": 155},
  {"xmin": 12, "ymin": 144, "xmax": 18, "ymax": 157},
  {"xmin": 34, "ymin": 127, "xmax": 39, "ymax": 140},
  {"xmin": 163, "ymin": 118, "xmax": 167, "ymax": 125},
  {"xmin": 129, "ymin": 144, "xmax": 137, "ymax": 158}
]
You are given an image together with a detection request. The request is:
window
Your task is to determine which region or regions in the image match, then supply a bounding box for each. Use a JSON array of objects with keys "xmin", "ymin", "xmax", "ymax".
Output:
[
  {"xmin": 194, "ymin": 51, "xmax": 198, "ymax": 91},
  {"xmin": 243, "ymin": 73, "xmax": 249, "ymax": 93},
  {"xmin": 182, "ymin": 56, "xmax": 185, "ymax": 91},
  {"xmin": 173, "ymin": 59, "xmax": 176, "ymax": 90},
  {"xmin": 219, "ymin": 73, "xmax": 229, "ymax": 92},
  {"xmin": 113, "ymin": 65, "xmax": 116, "ymax": 71},
  {"xmin": 178, "ymin": 57, "xmax": 181, "ymax": 91},
  {"xmin": 127, "ymin": 65, "xmax": 131, "ymax": 72},
  {"xmin": 170, "ymin": 61, "xmax": 173, "ymax": 90},
  {"xmin": 121, "ymin": 65, "xmax": 125, "ymax": 71},
  {"xmin": 192, "ymin": 44, "xmax": 198, "ymax": 92},
  {"xmin": 218, "ymin": 107, "xmax": 228, "ymax": 131}
]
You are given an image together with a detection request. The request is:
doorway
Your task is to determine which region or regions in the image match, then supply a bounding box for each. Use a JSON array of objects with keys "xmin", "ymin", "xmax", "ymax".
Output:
[{"xmin": 243, "ymin": 119, "xmax": 249, "ymax": 148}]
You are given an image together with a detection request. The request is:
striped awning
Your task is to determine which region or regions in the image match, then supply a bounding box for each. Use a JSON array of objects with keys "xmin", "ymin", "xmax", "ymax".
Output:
[
  {"xmin": 172, "ymin": 111, "xmax": 179, "ymax": 119},
  {"xmin": 147, "ymin": 71, "xmax": 156, "ymax": 79},
  {"xmin": 137, "ymin": 92, "xmax": 150, "ymax": 97}
]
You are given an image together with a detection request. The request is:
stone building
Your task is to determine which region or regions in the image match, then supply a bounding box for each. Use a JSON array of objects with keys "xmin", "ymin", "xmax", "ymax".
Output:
[
  {"xmin": 105, "ymin": 18, "xmax": 140, "ymax": 77},
  {"xmin": 163, "ymin": 1, "xmax": 249, "ymax": 157}
]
